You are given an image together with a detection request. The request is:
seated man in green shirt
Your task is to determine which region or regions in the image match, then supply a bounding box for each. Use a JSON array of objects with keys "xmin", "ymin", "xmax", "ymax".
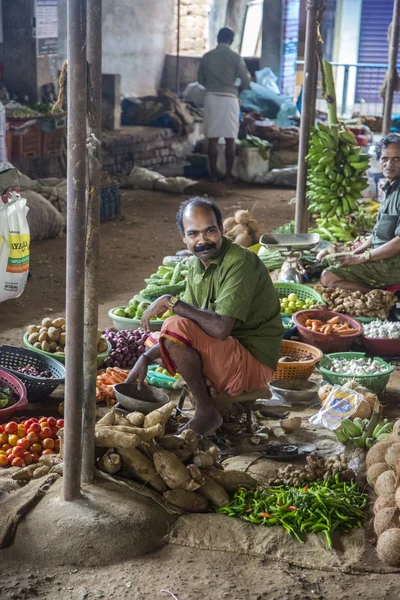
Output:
[{"xmin": 127, "ymin": 197, "xmax": 283, "ymax": 436}]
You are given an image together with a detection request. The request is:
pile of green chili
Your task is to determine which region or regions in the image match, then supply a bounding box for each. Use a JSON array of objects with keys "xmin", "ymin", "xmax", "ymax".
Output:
[{"xmin": 216, "ymin": 474, "xmax": 368, "ymax": 549}]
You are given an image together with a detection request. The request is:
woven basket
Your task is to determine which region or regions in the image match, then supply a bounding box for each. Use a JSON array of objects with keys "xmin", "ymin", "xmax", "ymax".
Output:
[{"xmin": 272, "ymin": 340, "xmax": 323, "ymax": 381}]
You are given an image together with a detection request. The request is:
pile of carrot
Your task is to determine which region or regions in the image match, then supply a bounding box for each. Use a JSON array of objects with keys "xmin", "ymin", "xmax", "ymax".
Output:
[
  {"xmin": 96, "ymin": 367, "xmax": 130, "ymax": 404},
  {"xmin": 304, "ymin": 316, "xmax": 356, "ymax": 336}
]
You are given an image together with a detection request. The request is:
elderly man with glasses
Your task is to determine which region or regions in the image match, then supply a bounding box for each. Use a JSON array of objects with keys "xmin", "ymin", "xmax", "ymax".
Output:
[{"xmin": 320, "ymin": 133, "xmax": 400, "ymax": 292}]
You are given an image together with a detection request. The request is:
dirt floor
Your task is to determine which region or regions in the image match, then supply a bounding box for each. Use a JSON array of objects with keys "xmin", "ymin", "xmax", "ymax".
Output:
[{"xmin": 2, "ymin": 182, "xmax": 400, "ymax": 599}]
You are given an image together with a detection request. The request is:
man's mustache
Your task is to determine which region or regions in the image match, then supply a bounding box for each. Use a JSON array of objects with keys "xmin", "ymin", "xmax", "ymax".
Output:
[{"xmin": 194, "ymin": 243, "xmax": 216, "ymax": 253}]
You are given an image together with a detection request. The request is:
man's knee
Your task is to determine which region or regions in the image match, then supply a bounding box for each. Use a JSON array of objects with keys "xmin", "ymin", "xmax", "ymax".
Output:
[
  {"xmin": 162, "ymin": 315, "xmax": 197, "ymax": 335},
  {"xmin": 320, "ymin": 269, "xmax": 338, "ymax": 287}
]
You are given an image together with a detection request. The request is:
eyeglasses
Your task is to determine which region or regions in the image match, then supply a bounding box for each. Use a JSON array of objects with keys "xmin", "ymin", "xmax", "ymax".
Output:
[{"xmin": 380, "ymin": 156, "xmax": 400, "ymax": 165}]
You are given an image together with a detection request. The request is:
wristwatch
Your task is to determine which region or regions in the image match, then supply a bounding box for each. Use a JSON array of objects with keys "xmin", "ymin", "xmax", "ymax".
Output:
[
  {"xmin": 364, "ymin": 250, "xmax": 372, "ymax": 262},
  {"xmin": 168, "ymin": 296, "xmax": 180, "ymax": 311}
]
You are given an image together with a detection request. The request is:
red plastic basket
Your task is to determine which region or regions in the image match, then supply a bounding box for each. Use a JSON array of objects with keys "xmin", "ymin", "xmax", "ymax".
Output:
[
  {"xmin": 361, "ymin": 335, "xmax": 400, "ymax": 358},
  {"xmin": 0, "ymin": 368, "xmax": 28, "ymax": 420},
  {"xmin": 292, "ymin": 309, "xmax": 362, "ymax": 353}
]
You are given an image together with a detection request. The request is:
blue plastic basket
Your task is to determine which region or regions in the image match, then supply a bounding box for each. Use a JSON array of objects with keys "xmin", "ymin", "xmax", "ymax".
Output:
[{"xmin": 100, "ymin": 183, "xmax": 121, "ymax": 220}]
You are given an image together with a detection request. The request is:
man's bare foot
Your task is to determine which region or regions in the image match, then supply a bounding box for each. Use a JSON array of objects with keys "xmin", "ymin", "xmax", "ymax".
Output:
[{"xmin": 179, "ymin": 409, "xmax": 223, "ymax": 437}]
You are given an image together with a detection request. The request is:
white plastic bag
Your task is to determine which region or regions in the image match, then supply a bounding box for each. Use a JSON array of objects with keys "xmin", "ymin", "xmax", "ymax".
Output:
[{"xmin": 0, "ymin": 192, "xmax": 30, "ymax": 303}]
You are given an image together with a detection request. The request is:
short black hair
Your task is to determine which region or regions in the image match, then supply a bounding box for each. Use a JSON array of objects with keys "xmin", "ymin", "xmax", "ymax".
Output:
[
  {"xmin": 176, "ymin": 196, "xmax": 223, "ymax": 234},
  {"xmin": 375, "ymin": 133, "xmax": 400, "ymax": 160},
  {"xmin": 217, "ymin": 27, "xmax": 234, "ymax": 44}
]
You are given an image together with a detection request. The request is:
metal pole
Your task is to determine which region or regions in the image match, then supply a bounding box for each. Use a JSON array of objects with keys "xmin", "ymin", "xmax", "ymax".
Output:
[
  {"xmin": 295, "ymin": 0, "xmax": 319, "ymax": 234},
  {"xmin": 341, "ymin": 65, "xmax": 349, "ymax": 116},
  {"xmin": 64, "ymin": 0, "xmax": 87, "ymax": 502},
  {"xmin": 382, "ymin": 0, "xmax": 400, "ymax": 135},
  {"xmin": 82, "ymin": 0, "xmax": 102, "ymax": 484},
  {"xmin": 176, "ymin": 0, "xmax": 181, "ymax": 94}
]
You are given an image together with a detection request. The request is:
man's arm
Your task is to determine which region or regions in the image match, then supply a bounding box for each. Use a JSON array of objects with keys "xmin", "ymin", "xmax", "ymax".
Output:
[
  {"xmin": 126, "ymin": 343, "xmax": 161, "ymax": 386},
  {"xmin": 236, "ymin": 57, "xmax": 251, "ymax": 90},
  {"xmin": 369, "ymin": 237, "xmax": 400, "ymax": 260},
  {"xmin": 353, "ymin": 236, "xmax": 372, "ymax": 254}
]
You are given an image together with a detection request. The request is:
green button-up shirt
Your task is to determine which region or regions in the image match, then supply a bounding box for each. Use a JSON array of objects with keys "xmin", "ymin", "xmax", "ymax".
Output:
[
  {"xmin": 183, "ymin": 237, "xmax": 283, "ymax": 370},
  {"xmin": 198, "ymin": 43, "xmax": 252, "ymax": 97},
  {"xmin": 372, "ymin": 177, "xmax": 400, "ymax": 247}
]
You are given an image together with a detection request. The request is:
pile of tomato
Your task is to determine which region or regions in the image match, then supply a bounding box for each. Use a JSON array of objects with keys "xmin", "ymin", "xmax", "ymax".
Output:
[{"xmin": 0, "ymin": 416, "xmax": 64, "ymax": 468}]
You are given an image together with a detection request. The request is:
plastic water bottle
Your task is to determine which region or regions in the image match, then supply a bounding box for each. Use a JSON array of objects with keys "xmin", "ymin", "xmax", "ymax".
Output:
[{"xmin": 0, "ymin": 102, "xmax": 7, "ymax": 162}]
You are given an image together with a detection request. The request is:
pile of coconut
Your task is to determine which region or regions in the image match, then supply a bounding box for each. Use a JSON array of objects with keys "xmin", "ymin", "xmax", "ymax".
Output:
[
  {"xmin": 366, "ymin": 420, "xmax": 400, "ymax": 566},
  {"xmin": 223, "ymin": 210, "xmax": 261, "ymax": 248}
]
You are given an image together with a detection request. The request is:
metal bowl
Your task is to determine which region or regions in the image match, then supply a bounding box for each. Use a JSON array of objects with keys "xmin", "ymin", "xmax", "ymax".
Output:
[
  {"xmin": 269, "ymin": 378, "xmax": 319, "ymax": 404},
  {"xmin": 113, "ymin": 383, "xmax": 169, "ymax": 414}
]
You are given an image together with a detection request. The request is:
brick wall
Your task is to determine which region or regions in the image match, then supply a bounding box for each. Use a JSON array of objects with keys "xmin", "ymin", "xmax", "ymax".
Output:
[{"xmin": 167, "ymin": 0, "xmax": 211, "ymax": 56}]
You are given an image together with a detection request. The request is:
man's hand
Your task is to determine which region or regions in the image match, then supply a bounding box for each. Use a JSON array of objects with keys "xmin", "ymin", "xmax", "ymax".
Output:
[
  {"xmin": 141, "ymin": 295, "xmax": 172, "ymax": 331},
  {"xmin": 335, "ymin": 253, "xmax": 364, "ymax": 267},
  {"xmin": 126, "ymin": 355, "xmax": 149, "ymax": 390}
]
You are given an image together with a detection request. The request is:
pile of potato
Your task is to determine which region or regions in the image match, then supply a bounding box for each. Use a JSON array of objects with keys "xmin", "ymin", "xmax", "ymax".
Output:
[
  {"xmin": 366, "ymin": 420, "xmax": 400, "ymax": 566},
  {"xmin": 95, "ymin": 403, "xmax": 256, "ymax": 512},
  {"xmin": 26, "ymin": 317, "xmax": 108, "ymax": 356}
]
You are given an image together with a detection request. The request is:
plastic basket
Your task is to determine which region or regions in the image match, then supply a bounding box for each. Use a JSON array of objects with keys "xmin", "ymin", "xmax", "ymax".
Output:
[
  {"xmin": 272, "ymin": 340, "xmax": 323, "ymax": 381},
  {"xmin": 362, "ymin": 335, "xmax": 400, "ymax": 358},
  {"xmin": 292, "ymin": 309, "xmax": 362, "ymax": 353},
  {"xmin": 0, "ymin": 345, "xmax": 65, "ymax": 402},
  {"xmin": 319, "ymin": 352, "xmax": 395, "ymax": 393},
  {"xmin": 23, "ymin": 333, "xmax": 110, "ymax": 368},
  {"xmin": 108, "ymin": 307, "xmax": 163, "ymax": 332},
  {"xmin": 274, "ymin": 283, "xmax": 324, "ymax": 317},
  {"xmin": 0, "ymin": 368, "xmax": 28, "ymax": 419},
  {"xmin": 100, "ymin": 184, "xmax": 121, "ymax": 220}
]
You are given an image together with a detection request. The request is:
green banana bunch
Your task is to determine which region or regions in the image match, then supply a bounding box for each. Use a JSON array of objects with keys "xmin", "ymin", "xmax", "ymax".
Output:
[
  {"xmin": 335, "ymin": 417, "xmax": 393, "ymax": 449},
  {"xmin": 306, "ymin": 123, "xmax": 369, "ymax": 219},
  {"xmin": 309, "ymin": 215, "xmax": 355, "ymax": 243}
]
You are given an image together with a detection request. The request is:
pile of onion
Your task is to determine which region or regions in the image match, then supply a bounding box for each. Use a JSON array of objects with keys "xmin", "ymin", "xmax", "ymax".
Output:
[{"xmin": 223, "ymin": 210, "xmax": 260, "ymax": 248}]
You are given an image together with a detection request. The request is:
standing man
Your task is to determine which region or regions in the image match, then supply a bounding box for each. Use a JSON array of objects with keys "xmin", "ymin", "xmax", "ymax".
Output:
[{"xmin": 198, "ymin": 27, "xmax": 252, "ymax": 183}]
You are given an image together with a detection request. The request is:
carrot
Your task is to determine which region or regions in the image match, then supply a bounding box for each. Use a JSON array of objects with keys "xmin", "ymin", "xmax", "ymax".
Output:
[
  {"xmin": 326, "ymin": 316, "xmax": 340, "ymax": 325},
  {"xmin": 336, "ymin": 329, "xmax": 356, "ymax": 336},
  {"xmin": 324, "ymin": 325, "xmax": 333, "ymax": 335},
  {"xmin": 311, "ymin": 322, "xmax": 320, "ymax": 332}
]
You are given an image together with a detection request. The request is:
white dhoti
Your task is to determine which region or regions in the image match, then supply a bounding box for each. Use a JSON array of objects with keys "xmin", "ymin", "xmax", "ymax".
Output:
[{"xmin": 203, "ymin": 92, "xmax": 239, "ymax": 139}]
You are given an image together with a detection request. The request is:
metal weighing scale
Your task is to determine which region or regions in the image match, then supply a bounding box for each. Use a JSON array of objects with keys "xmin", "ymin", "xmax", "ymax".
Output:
[{"xmin": 260, "ymin": 233, "xmax": 320, "ymax": 283}]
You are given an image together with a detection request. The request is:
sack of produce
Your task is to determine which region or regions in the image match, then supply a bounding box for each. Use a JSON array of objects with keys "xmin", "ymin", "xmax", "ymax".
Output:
[
  {"xmin": 310, "ymin": 384, "xmax": 371, "ymax": 430},
  {"xmin": 24, "ymin": 189, "xmax": 65, "ymax": 241}
]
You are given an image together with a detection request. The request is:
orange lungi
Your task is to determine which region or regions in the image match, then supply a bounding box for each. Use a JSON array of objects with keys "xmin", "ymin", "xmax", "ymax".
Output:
[{"xmin": 146, "ymin": 316, "xmax": 274, "ymax": 397}]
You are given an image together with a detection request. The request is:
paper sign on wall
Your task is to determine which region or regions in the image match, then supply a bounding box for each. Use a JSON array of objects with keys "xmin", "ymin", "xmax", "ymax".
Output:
[{"xmin": 35, "ymin": 0, "xmax": 58, "ymax": 56}]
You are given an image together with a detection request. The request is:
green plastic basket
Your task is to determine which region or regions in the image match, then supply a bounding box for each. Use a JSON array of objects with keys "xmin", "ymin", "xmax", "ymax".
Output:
[
  {"xmin": 23, "ymin": 333, "xmax": 111, "ymax": 368},
  {"xmin": 274, "ymin": 283, "xmax": 325, "ymax": 317},
  {"xmin": 319, "ymin": 352, "xmax": 395, "ymax": 393}
]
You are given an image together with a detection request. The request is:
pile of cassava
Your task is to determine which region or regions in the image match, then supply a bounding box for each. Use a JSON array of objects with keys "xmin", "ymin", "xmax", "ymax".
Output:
[
  {"xmin": 95, "ymin": 403, "xmax": 256, "ymax": 512},
  {"xmin": 366, "ymin": 419, "xmax": 400, "ymax": 566},
  {"xmin": 223, "ymin": 210, "xmax": 261, "ymax": 248}
]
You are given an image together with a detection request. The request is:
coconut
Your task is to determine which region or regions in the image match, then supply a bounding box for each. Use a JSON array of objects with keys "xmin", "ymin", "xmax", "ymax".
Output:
[
  {"xmin": 385, "ymin": 443, "xmax": 400, "ymax": 469},
  {"xmin": 280, "ymin": 417, "xmax": 302, "ymax": 433},
  {"xmin": 250, "ymin": 231, "xmax": 260, "ymax": 245},
  {"xmin": 223, "ymin": 216, "xmax": 236, "ymax": 232},
  {"xmin": 367, "ymin": 463, "xmax": 390, "ymax": 487},
  {"xmin": 391, "ymin": 420, "xmax": 400, "ymax": 441},
  {"xmin": 374, "ymin": 494, "xmax": 396, "ymax": 514},
  {"xmin": 318, "ymin": 384, "xmax": 333, "ymax": 405},
  {"xmin": 245, "ymin": 218, "xmax": 259, "ymax": 233},
  {"xmin": 374, "ymin": 508, "xmax": 400, "ymax": 537},
  {"xmin": 235, "ymin": 232, "xmax": 253, "ymax": 248},
  {"xmin": 352, "ymin": 400, "xmax": 372, "ymax": 420},
  {"xmin": 377, "ymin": 529, "xmax": 400, "ymax": 566},
  {"xmin": 366, "ymin": 439, "xmax": 395, "ymax": 469},
  {"xmin": 234, "ymin": 209, "xmax": 250, "ymax": 225},
  {"xmin": 375, "ymin": 470, "xmax": 397, "ymax": 496},
  {"xmin": 226, "ymin": 224, "xmax": 245, "ymax": 239},
  {"xmin": 396, "ymin": 487, "xmax": 400, "ymax": 510}
]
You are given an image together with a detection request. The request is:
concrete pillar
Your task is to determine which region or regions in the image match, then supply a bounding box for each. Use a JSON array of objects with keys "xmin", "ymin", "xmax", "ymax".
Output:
[
  {"xmin": 102, "ymin": 74, "xmax": 121, "ymax": 131},
  {"xmin": 261, "ymin": 0, "xmax": 283, "ymax": 76}
]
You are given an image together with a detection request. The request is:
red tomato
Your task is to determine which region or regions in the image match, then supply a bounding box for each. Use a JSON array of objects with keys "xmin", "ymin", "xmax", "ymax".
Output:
[
  {"xmin": 17, "ymin": 428, "xmax": 27, "ymax": 439},
  {"xmin": 0, "ymin": 425, "xmax": 4, "ymax": 434},
  {"xmin": 30, "ymin": 443, "xmax": 42, "ymax": 453},
  {"xmin": 54, "ymin": 439, "xmax": 61, "ymax": 452},
  {"xmin": 6, "ymin": 448, "xmax": 13, "ymax": 456},
  {"xmin": 7, "ymin": 454, "xmax": 14, "ymax": 464},
  {"xmin": 24, "ymin": 419, "xmax": 37, "ymax": 429},
  {"xmin": 30, "ymin": 451, "xmax": 40, "ymax": 463},
  {"xmin": 28, "ymin": 423, "xmax": 41, "ymax": 435},
  {"xmin": 27, "ymin": 432, "xmax": 39, "ymax": 444},
  {"xmin": 42, "ymin": 438, "xmax": 55, "ymax": 450},
  {"xmin": 47, "ymin": 417, "xmax": 57, "ymax": 428},
  {"xmin": 0, "ymin": 433, "xmax": 8, "ymax": 445},
  {"xmin": 0, "ymin": 454, "xmax": 8, "ymax": 467},
  {"xmin": 2, "ymin": 443, "xmax": 11, "ymax": 452},
  {"xmin": 8, "ymin": 434, "xmax": 19, "ymax": 447},
  {"xmin": 23, "ymin": 452, "xmax": 33, "ymax": 465},
  {"xmin": 12, "ymin": 446, "xmax": 25, "ymax": 458},
  {"xmin": 17, "ymin": 438, "xmax": 29, "ymax": 450},
  {"xmin": 39, "ymin": 427, "xmax": 53, "ymax": 440},
  {"xmin": 51, "ymin": 427, "xmax": 59, "ymax": 436},
  {"xmin": 39, "ymin": 417, "xmax": 48, "ymax": 424},
  {"xmin": 56, "ymin": 419, "xmax": 64, "ymax": 428},
  {"xmin": 4, "ymin": 422, "xmax": 18, "ymax": 434},
  {"xmin": 42, "ymin": 449, "xmax": 54, "ymax": 455},
  {"xmin": 11, "ymin": 457, "xmax": 25, "ymax": 468}
]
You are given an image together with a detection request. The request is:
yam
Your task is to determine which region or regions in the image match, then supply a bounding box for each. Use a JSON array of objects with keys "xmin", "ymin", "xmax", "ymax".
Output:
[
  {"xmin": 32, "ymin": 465, "xmax": 51, "ymax": 479},
  {"xmin": 94, "ymin": 428, "xmax": 141, "ymax": 449},
  {"xmin": 198, "ymin": 475, "xmax": 229, "ymax": 508},
  {"xmin": 97, "ymin": 425, "xmax": 139, "ymax": 434},
  {"xmin": 205, "ymin": 467, "xmax": 257, "ymax": 492},
  {"xmin": 98, "ymin": 448, "xmax": 121, "ymax": 474},
  {"xmin": 179, "ymin": 429, "xmax": 198, "ymax": 454},
  {"xmin": 125, "ymin": 412, "xmax": 145, "ymax": 427},
  {"xmin": 366, "ymin": 439, "xmax": 394, "ymax": 469},
  {"xmin": 119, "ymin": 424, "xmax": 163, "ymax": 441},
  {"xmin": 97, "ymin": 407, "xmax": 116, "ymax": 427},
  {"xmin": 170, "ymin": 448, "xmax": 194, "ymax": 462},
  {"xmin": 159, "ymin": 435, "xmax": 186, "ymax": 451},
  {"xmin": 374, "ymin": 508, "xmax": 400, "ymax": 537},
  {"xmin": 223, "ymin": 216, "xmax": 236, "ymax": 232},
  {"xmin": 188, "ymin": 464, "xmax": 205, "ymax": 485},
  {"xmin": 153, "ymin": 449, "xmax": 192, "ymax": 490},
  {"xmin": 207, "ymin": 446, "xmax": 219, "ymax": 463},
  {"xmin": 163, "ymin": 489, "xmax": 209, "ymax": 513},
  {"xmin": 385, "ymin": 443, "xmax": 400, "ymax": 469},
  {"xmin": 367, "ymin": 463, "xmax": 390, "ymax": 487},
  {"xmin": 12, "ymin": 464, "xmax": 41, "ymax": 481},
  {"xmin": 118, "ymin": 447, "xmax": 167, "ymax": 493},
  {"xmin": 377, "ymin": 529, "xmax": 400, "ymax": 566},
  {"xmin": 234, "ymin": 209, "xmax": 250, "ymax": 225},
  {"xmin": 375, "ymin": 470, "xmax": 397, "ymax": 496},
  {"xmin": 374, "ymin": 494, "xmax": 396, "ymax": 514},
  {"xmin": 193, "ymin": 451, "xmax": 214, "ymax": 469},
  {"xmin": 144, "ymin": 401, "xmax": 174, "ymax": 429},
  {"xmin": 396, "ymin": 487, "xmax": 400, "ymax": 510}
]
